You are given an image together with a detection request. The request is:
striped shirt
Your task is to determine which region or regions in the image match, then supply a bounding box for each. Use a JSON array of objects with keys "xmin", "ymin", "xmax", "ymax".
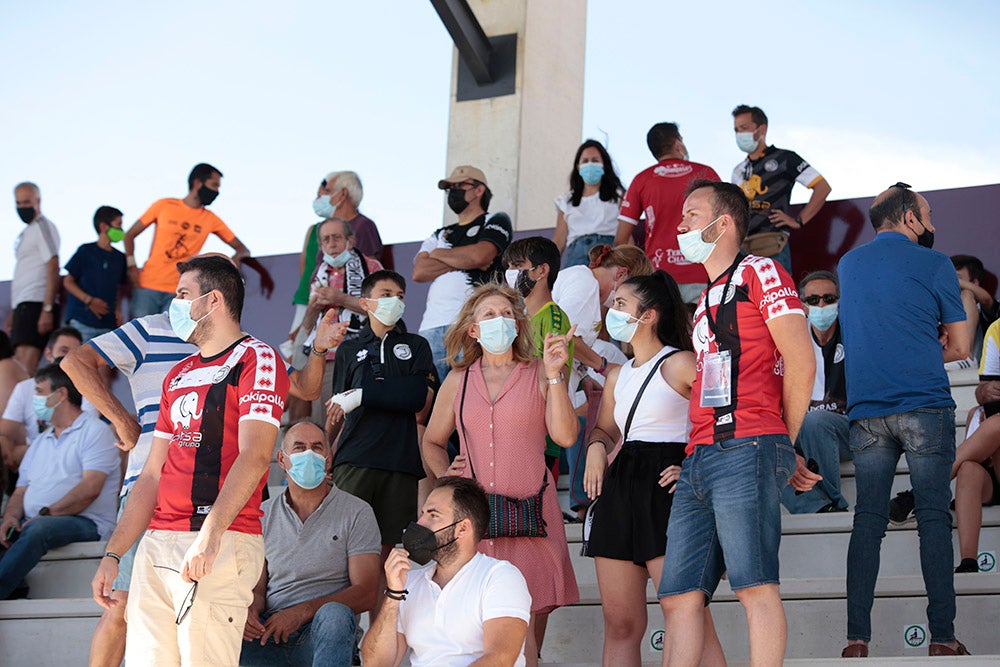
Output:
[{"xmin": 88, "ymin": 314, "xmax": 195, "ymax": 495}]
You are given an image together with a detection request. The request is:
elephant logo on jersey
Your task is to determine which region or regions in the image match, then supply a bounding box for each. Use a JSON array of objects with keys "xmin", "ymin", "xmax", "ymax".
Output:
[
  {"xmin": 170, "ymin": 391, "xmax": 203, "ymax": 430},
  {"xmin": 739, "ymin": 174, "xmax": 769, "ymax": 199}
]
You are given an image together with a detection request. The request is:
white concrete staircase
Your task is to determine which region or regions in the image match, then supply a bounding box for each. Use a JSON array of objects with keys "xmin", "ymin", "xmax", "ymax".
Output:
[{"xmin": 2, "ymin": 367, "xmax": 996, "ymax": 664}]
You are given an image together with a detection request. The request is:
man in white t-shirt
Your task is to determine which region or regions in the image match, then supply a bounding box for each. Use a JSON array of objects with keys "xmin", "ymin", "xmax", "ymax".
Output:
[{"xmin": 362, "ymin": 476, "xmax": 531, "ymax": 667}]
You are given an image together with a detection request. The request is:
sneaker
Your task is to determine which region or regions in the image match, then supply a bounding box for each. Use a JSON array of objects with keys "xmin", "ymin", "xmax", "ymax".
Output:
[
  {"xmin": 817, "ymin": 503, "xmax": 848, "ymax": 513},
  {"xmin": 955, "ymin": 557, "xmax": 979, "ymax": 573},
  {"xmin": 888, "ymin": 489, "xmax": 915, "ymax": 525}
]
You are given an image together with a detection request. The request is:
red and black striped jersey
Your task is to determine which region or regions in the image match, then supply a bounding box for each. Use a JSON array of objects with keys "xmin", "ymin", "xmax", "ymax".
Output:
[
  {"xmin": 151, "ymin": 335, "xmax": 289, "ymax": 534},
  {"xmin": 688, "ymin": 255, "xmax": 804, "ymax": 451}
]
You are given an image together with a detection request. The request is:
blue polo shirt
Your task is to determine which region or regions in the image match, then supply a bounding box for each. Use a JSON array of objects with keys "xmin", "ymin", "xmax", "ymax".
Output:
[
  {"xmin": 64, "ymin": 242, "xmax": 128, "ymax": 328},
  {"xmin": 838, "ymin": 231, "xmax": 965, "ymax": 420}
]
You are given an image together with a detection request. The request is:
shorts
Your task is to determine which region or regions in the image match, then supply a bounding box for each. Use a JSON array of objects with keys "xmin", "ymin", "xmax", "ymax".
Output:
[
  {"xmin": 583, "ymin": 441, "xmax": 686, "ymax": 565},
  {"xmin": 68, "ymin": 318, "xmax": 113, "ymax": 344},
  {"xmin": 112, "ymin": 493, "xmax": 141, "ymax": 592},
  {"xmin": 10, "ymin": 302, "xmax": 48, "ymax": 349},
  {"xmin": 332, "ymin": 464, "xmax": 417, "ymax": 545},
  {"xmin": 658, "ymin": 434, "xmax": 795, "ymax": 601},
  {"xmin": 980, "ymin": 461, "xmax": 1000, "ymax": 506}
]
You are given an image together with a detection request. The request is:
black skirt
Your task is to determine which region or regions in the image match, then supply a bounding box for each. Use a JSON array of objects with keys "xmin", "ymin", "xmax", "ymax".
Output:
[{"xmin": 582, "ymin": 440, "xmax": 686, "ymax": 565}]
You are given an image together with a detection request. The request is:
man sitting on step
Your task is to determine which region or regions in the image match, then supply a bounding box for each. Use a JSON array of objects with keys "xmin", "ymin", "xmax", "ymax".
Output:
[
  {"xmin": 0, "ymin": 360, "xmax": 119, "ymax": 599},
  {"xmin": 241, "ymin": 421, "xmax": 381, "ymax": 666}
]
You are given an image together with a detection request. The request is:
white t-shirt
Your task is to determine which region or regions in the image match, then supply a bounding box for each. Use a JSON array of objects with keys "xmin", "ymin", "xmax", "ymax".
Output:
[
  {"xmin": 12, "ymin": 215, "xmax": 60, "ymax": 306},
  {"xmin": 3, "ymin": 376, "xmax": 98, "ymax": 445},
  {"xmin": 552, "ymin": 265, "xmax": 603, "ymax": 406},
  {"xmin": 554, "ymin": 192, "xmax": 620, "ymax": 247},
  {"xmin": 399, "ymin": 552, "xmax": 531, "ymax": 667}
]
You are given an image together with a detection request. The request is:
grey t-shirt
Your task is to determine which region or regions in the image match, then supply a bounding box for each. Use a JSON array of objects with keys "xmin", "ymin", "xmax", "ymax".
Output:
[{"xmin": 262, "ymin": 484, "xmax": 381, "ymax": 612}]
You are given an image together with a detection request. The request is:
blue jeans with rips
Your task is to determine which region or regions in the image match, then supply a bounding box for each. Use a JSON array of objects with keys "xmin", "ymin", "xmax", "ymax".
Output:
[
  {"xmin": 846, "ymin": 407, "xmax": 957, "ymax": 643},
  {"xmin": 240, "ymin": 600, "xmax": 356, "ymax": 666},
  {"xmin": 0, "ymin": 515, "xmax": 99, "ymax": 598}
]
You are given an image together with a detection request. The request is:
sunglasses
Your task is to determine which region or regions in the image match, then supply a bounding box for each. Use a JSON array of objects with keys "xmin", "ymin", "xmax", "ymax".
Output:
[
  {"xmin": 153, "ymin": 565, "xmax": 199, "ymax": 625},
  {"xmin": 803, "ymin": 294, "xmax": 839, "ymax": 306}
]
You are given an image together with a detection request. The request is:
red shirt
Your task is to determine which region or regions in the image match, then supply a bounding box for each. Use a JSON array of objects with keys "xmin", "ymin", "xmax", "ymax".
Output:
[
  {"xmin": 619, "ymin": 159, "xmax": 720, "ymax": 284},
  {"xmin": 688, "ymin": 255, "xmax": 804, "ymax": 452},
  {"xmin": 151, "ymin": 336, "xmax": 289, "ymax": 534}
]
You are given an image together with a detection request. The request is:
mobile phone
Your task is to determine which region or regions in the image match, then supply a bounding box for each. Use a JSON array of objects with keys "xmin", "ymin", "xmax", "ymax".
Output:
[{"xmin": 4, "ymin": 525, "xmax": 19, "ymax": 543}]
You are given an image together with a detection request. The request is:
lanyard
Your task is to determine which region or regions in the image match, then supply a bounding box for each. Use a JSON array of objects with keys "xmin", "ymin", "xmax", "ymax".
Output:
[{"xmin": 704, "ymin": 254, "xmax": 745, "ymax": 337}]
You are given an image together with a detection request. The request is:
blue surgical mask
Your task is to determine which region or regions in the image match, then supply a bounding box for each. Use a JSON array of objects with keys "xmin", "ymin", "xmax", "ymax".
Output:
[
  {"xmin": 32, "ymin": 392, "xmax": 61, "ymax": 422},
  {"xmin": 168, "ymin": 292, "xmax": 214, "ymax": 342},
  {"xmin": 313, "ymin": 195, "xmax": 335, "ymax": 219},
  {"xmin": 323, "ymin": 249, "xmax": 352, "ymax": 267},
  {"xmin": 369, "ymin": 296, "xmax": 405, "ymax": 327},
  {"xmin": 807, "ymin": 303, "xmax": 838, "ymax": 332},
  {"xmin": 286, "ymin": 450, "xmax": 327, "ymax": 490},
  {"xmin": 605, "ymin": 308, "xmax": 641, "ymax": 343},
  {"xmin": 476, "ymin": 316, "xmax": 517, "ymax": 355},
  {"xmin": 736, "ymin": 131, "xmax": 758, "ymax": 153},
  {"xmin": 578, "ymin": 163, "xmax": 604, "ymax": 186},
  {"xmin": 677, "ymin": 217, "xmax": 724, "ymax": 265}
]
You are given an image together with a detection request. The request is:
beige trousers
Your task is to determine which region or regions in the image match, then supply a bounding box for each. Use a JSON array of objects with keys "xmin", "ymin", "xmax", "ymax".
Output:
[{"xmin": 125, "ymin": 529, "xmax": 264, "ymax": 666}]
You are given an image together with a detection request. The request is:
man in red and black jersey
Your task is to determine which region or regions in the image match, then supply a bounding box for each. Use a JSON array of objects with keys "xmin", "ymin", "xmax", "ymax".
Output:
[
  {"xmin": 657, "ymin": 180, "xmax": 819, "ymax": 665},
  {"xmin": 92, "ymin": 255, "xmax": 290, "ymax": 666}
]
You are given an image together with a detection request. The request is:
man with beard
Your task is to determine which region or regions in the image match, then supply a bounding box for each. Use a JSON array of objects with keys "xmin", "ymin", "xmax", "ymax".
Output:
[{"xmin": 362, "ymin": 476, "xmax": 531, "ymax": 667}]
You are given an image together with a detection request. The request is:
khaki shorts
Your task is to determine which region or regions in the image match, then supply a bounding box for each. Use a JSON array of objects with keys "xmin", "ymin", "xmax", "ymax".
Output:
[
  {"xmin": 125, "ymin": 529, "xmax": 264, "ymax": 666},
  {"xmin": 333, "ymin": 464, "xmax": 418, "ymax": 545}
]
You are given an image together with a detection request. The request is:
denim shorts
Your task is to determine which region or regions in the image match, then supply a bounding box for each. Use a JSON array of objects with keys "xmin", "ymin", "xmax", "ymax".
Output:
[
  {"xmin": 112, "ymin": 493, "xmax": 141, "ymax": 592},
  {"xmin": 658, "ymin": 434, "xmax": 795, "ymax": 600}
]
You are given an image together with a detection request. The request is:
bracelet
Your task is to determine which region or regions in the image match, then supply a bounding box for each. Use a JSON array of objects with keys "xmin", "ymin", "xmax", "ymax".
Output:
[
  {"xmin": 126, "ymin": 256, "xmax": 137, "ymax": 267},
  {"xmin": 103, "ymin": 552, "xmax": 121, "ymax": 563},
  {"xmin": 384, "ymin": 587, "xmax": 408, "ymax": 601},
  {"xmin": 85, "ymin": 295, "xmax": 93, "ymax": 306},
  {"xmin": 795, "ymin": 215, "xmax": 804, "ymax": 226},
  {"xmin": 545, "ymin": 373, "xmax": 564, "ymax": 385},
  {"xmin": 596, "ymin": 357, "xmax": 608, "ymax": 374},
  {"xmin": 587, "ymin": 441, "xmax": 609, "ymax": 451},
  {"xmin": 310, "ymin": 345, "xmax": 329, "ymax": 357}
]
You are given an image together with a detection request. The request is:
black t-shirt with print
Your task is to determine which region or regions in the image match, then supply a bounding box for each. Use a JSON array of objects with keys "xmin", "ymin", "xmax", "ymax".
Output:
[{"xmin": 439, "ymin": 212, "xmax": 513, "ymax": 285}]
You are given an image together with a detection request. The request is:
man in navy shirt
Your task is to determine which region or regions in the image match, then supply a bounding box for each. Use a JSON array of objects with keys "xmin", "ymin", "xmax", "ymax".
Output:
[
  {"xmin": 62, "ymin": 206, "xmax": 128, "ymax": 341},
  {"xmin": 838, "ymin": 183, "xmax": 970, "ymax": 657}
]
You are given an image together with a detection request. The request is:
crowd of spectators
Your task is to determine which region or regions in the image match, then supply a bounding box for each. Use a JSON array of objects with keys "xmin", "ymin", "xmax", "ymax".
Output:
[{"xmin": 1, "ymin": 103, "xmax": 997, "ymax": 666}]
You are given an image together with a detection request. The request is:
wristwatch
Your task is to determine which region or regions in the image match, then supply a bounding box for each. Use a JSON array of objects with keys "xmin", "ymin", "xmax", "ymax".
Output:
[
  {"xmin": 794, "ymin": 215, "xmax": 803, "ymax": 227},
  {"xmin": 39, "ymin": 506, "xmax": 51, "ymax": 516},
  {"xmin": 546, "ymin": 373, "xmax": 565, "ymax": 385},
  {"xmin": 42, "ymin": 304, "xmax": 54, "ymax": 313}
]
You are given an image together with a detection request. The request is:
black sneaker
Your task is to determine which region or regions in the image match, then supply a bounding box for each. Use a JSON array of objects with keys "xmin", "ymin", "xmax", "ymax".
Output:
[
  {"xmin": 817, "ymin": 503, "xmax": 848, "ymax": 513},
  {"xmin": 955, "ymin": 558, "xmax": 979, "ymax": 573},
  {"xmin": 889, "ymin": 489, "xmax": 915, "ymax": 525}
]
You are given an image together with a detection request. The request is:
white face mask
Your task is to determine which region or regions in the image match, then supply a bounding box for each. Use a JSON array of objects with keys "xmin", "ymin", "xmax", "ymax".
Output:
[
  {"xmin": 677, "ymin": 217, "xmax": 725, "ymax": 265},
  {"xmin": 368, "ymin": 296, "xmax": 405, "ymax": 327},
  {"xmin": 736, "ymin": 131, "xmax": 758, "ymax": 153}
]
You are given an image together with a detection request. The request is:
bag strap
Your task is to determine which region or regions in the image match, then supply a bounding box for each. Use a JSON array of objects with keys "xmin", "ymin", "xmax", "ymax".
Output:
[
  {"xmin": 622, "ymin": 349, "xmax": 680, "ymax": 442},
  {"xmin": 458, "ymin": 368, "xmax": 477, "ymax": 480}
]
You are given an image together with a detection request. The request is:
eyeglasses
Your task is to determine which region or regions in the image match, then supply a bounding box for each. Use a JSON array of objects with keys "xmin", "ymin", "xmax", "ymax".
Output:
[
  {"xmin": 803, "ymin": 294, "xmax": 839, "ymax": 306},
  {"xmin": 153, "ymin": 565, "xmax": 199, "ymax": 625}
]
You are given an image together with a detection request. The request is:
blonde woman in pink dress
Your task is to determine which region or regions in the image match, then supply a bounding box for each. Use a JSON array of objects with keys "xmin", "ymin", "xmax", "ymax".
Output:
[{"xmin": 422, "ymin": 283, "xmax": 580, "ymax": 667}]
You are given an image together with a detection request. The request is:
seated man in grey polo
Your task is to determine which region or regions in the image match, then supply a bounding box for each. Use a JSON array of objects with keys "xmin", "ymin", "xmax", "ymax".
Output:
[
  {"xmin": 241, "ymin": 421, "xmax": 381, "ymax": 667},
  {"xmin": 0, "ymin": 360, "xmax": 119, "ymax": 598}
]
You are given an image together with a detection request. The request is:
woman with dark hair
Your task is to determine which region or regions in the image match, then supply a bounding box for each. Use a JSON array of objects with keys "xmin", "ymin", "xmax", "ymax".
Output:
[
  {"xmin": 553, "ymin": 140, "xmax": 625, "ymax": 268},
  {"xmin": 582, "ymin": 270, "xmax": 724, "ymax": 666},
  {"xmin": 0, "ymin": 331, "xmax": 29, "ymax": 496}
]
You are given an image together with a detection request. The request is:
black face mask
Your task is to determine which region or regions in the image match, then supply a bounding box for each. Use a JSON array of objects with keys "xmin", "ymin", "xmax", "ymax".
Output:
[
  {"xmin": 16, "ymin": 207, "xmax": 35, "ymax": 223},
  {"xmin": 911, "ymin": 216, "xmax": 934, "ymax": 249},
  {"xmin": 447, "ymin": 188, "xmax": 470, "ymax": 215},
  {"xmin": 513, "ymin": 269, "xmax": 537, "ymax": 298},
  {"xmin": 198, "ymin": 185, "xmax": 219, "ymax": 206},
  {"xmin": 401, "ymin": 520, "xmax": 459, "ymax": 565}
]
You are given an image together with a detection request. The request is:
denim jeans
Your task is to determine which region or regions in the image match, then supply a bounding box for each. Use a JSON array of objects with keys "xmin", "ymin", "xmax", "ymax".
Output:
[
  {"xmin": 563, "ymin": 234, "xmax": 614, "ymax": 268},
  {"xmin": 846, "ymin": 407, "xmax": 957, "ymax": 643},
  {"xmin": 658, "ymin": 434, "xmax": 796, "ymax": 600},
  {"xmin": 781, "ymin": 410, "xmax": 851, "ymax": 513},
  {"xmin": 419, "ymin": 324, "xmax": 452, "ymax": 385},
  {"xmin": 771, "ymin": 240, "xmax": 792, "ymax": 274},
  {"xmin": 564, "ymin": 416, "xmax": 589, "ymax": 510},
  {"xmin": 0, "ymin": 515, "xmax": 99, "ymax": 598},
  {"xmin": 130, "ymin": 286, "xmax": 174, "ymax": 319},
  {"xmin": 240, "ymin": 601, "xmax": 356, "ymax": 666}
]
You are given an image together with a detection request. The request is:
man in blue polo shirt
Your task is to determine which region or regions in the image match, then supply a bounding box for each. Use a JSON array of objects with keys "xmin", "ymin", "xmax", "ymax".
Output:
[{"xmin": 838, "ymin": 182, "xmax": 970, "ymax": 658}]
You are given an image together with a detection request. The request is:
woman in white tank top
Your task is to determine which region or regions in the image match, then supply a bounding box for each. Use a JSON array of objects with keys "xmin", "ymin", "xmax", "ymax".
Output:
[{"xmin": 581, "ymin": 271, "xmax": 725, "ymax": 666}]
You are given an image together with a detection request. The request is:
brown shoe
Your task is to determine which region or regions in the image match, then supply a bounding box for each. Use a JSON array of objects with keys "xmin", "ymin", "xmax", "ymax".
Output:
[
  {"xmin": 841, "ymin": 644, "xmax": 868, "ymax": 658},
  {"xmin": 928, "ymin": 640, "xmax": 970, "ymax": 656}
]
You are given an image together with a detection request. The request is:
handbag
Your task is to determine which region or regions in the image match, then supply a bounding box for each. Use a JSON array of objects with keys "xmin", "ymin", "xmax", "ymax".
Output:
[
  {"xmin": 459, "ymin": 368, "xmax": 548, "ymax": 538},
  {"xmin": 740, "ymin": 230, "xmax": 788, "ymax": 257}
]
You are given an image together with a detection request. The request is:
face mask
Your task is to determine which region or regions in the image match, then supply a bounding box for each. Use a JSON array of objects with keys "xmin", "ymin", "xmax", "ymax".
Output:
[
  {"xmin": 807, "ymin": 303, "xmax": 838, "ymax": 332},
  {"xmin": 286, "ymin": 450, "xmax": 327, "ymax": 490},
  {"xmin": 910, "ymin": 216, "xmax": 934, "ymax": 249},
  {"xmin": 605, "ymin": 308, "xmax": 641, "ymax": 343},
  {"xmin": 168, "ymin": 292, "xmax": 214, "ymax": 341},
  {"xmin": 401, "ymin": 520, "xmax": 460, "ymax": 566},
  {"xmin": 736, "ymin": 131, "xmax": 758, "ymax": 153},
  {"xmin": 368, "ymin": 296, "xmax": 405, "ymax": 327},
  {"xmin": 447, "ymin": 188, "xmax": 470, "ymax": 215},
  {"xmin": 323, "ymin": 249, "xmax": 352, "ymax": 267},
  {"xmin": 197, "ymin": 185, "xmax": 219, "ymax": 206},
  {"xmin": 107, "ymin": 228, "xmax": 125, "ymax": 243},
  {"xmin": 677, "ymin": 217, "xmax": 724, "ymax": 265},
  {"xmin": 32, "ymin": 392, "xmax": 61, "ymax": 422},
  {"xmin": 476, "ymin": 316, "xmax": 517, "ymax": 355},
  {"xmin": 578, "ymin": 163, "xmax": 604, "ymax": 185},
  {"xmin": 505, "ymin": 268, "xmax": 537, "ymax": 298},
  {"xmin": 313, "ymin": 195, "xmax": 335, "ymax": 219},
  {"xmin": 16, "ymin": 206, "xmax": 35, "ymax": 224}
]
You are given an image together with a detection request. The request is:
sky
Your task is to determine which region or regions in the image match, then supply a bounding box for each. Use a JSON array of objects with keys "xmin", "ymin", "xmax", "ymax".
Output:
[{"xmin": 2, "ymin": 0, "xmax": 998, "ymax": 281}]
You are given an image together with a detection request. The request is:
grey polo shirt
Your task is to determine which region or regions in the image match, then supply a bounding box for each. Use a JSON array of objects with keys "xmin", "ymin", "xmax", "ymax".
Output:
[{"xmin": 261, "ymin": 483, "xmax": 381, "ymax": 613}]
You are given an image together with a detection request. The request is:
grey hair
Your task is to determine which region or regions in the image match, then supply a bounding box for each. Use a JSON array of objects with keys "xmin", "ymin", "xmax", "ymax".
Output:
[
  {"xmin": 14, "ymin": 182, "xmax": 40, "ymax": 197},
  {"xmin": 320, "ymin": 216, "xmax": 354, "ymax": 239},
  {"xmin": 324, "ymin": 171, "xmax": 363, "ymax": 207}
]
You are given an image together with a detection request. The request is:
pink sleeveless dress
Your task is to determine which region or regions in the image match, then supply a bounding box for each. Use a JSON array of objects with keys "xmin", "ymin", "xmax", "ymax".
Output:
[{"xmin": 454, "ymin": 358, "xmax": 579, "ymax": 614}]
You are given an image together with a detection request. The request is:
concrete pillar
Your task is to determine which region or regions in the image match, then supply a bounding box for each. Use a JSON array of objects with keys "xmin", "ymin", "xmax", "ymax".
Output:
[{"xmin": 442, "ymin": 0, "xmax": 586, "ymax": 231}]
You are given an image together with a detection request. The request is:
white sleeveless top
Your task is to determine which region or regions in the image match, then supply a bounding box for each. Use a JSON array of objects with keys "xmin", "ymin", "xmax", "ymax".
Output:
[{"xmin": 612, "ymin": 346, "xmax": 691, "ymax": 443}]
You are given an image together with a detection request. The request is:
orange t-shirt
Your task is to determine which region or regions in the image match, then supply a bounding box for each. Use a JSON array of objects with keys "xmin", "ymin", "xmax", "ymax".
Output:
[{"xmin": 137, "ymin": 198, "xmax": 236, "ymax": 293}]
